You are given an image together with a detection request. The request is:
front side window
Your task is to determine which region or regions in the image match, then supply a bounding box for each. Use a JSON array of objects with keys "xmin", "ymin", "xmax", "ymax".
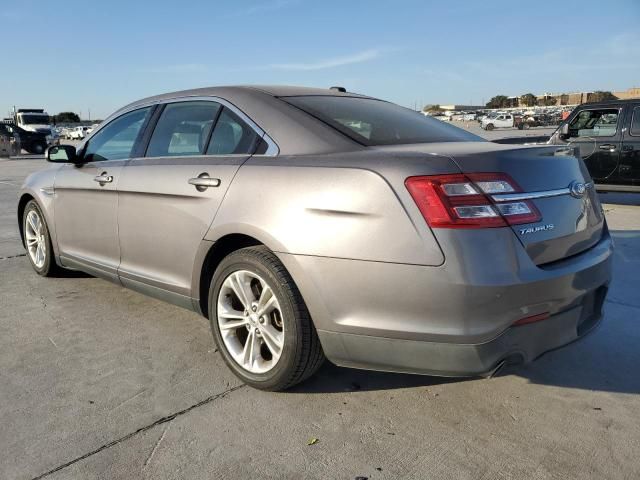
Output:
[
  {"xmin": 83, "ymin": 107, "xmax": 151, "ymax": 162},
  {"xmin": 630, "ymin": 106, "xmax": 640, "ymax": 136},
  {"xmin": 146, "ymin": 101, "xmax": 221, "ymax": 157},
  {"xmin": 206, "ymin": 107, "xmax": 261, "ymax": 155},
  {"xmin": 283, "ymin": 96, "xmax": 482, "ymax": 146},
  {"xmin": 568, "ymin": 108, "xmax": 619, "ymax": 138}
]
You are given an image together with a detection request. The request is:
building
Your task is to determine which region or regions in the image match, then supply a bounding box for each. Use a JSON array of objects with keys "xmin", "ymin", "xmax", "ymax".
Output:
[
  {"xmin": 536, "ymin": 88, "xmax": 640, "ymax": 107},
  {"xmin": 613, "ymin": 87, "xmax": 640, "ymax": 100},
  {"xmin": 436, "ymin": 104, "xmax": 487, "ymax": 112}
]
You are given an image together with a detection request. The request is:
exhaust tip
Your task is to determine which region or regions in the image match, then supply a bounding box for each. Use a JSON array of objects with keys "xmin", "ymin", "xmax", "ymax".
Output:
[{"xmin": 485, "ymin": 354, "xmax": 525, "ymax": 378}]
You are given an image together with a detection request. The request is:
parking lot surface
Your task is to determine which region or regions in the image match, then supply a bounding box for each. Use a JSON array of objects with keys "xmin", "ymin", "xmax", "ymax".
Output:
[{"xmin": 1, "ymin": 156, "xmax": 639, "ymax": 480}]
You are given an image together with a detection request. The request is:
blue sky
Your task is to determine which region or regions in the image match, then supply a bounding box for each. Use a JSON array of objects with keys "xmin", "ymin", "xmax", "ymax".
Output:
[{"xmin": 2, "ymin": 0, "xmax": 639, "ymax": 119}]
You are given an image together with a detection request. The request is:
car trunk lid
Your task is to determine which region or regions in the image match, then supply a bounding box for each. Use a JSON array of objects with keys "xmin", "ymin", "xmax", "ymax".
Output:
[{"xmin": 376, "ymin": 142, "xmax": 605, "ymax": 265}]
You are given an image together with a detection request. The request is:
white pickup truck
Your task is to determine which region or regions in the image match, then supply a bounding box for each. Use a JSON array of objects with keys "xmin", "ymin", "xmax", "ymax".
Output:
[{"xmin": 481, "ymin": 113, "xmax": 515, "ymax": 130}]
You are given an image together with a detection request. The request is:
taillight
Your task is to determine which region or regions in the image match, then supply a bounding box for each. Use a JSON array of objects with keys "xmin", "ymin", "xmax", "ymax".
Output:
[{"xmin": 405, "ymin": 173, "xmax": 541, "ymax": 229}]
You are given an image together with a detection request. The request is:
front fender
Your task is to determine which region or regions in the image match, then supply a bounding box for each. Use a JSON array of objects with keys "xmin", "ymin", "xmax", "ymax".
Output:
[{"xmin": 18, "ymin": 167, "xmax": 60, "ymax": 259}]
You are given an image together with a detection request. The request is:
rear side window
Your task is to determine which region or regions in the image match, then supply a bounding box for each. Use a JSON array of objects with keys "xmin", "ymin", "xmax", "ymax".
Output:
[
  {"xmin": 206, "ymin": 107, "xmax": 261, "ymax": 155},
  {"xmin": 630, "ymin": 106, "xmax": 640, "ymax": 136},
  {"xmin": 568, "ymin": 108, "xmax": 619, "ymax": 138},
  {"xmin": 147, "ymin": 101, "xmax": 221, "ymax": 157},
  {"xmin": 283, "ymin": 96, "xmax": 483, "ymax": 146}
]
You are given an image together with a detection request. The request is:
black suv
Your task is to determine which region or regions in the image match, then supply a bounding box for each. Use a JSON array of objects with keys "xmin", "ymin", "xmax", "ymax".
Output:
[
  {"xmin": 548, "ymin": 99, "xmax": 640, "ymax": 193},
  {"xmin": 0, "ymin": 122, "xmax": 48, "ymax": 154}
]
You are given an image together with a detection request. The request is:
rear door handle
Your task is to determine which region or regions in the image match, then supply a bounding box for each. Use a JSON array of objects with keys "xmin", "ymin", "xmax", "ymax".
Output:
[
  {"xmin": 188, "ymin": 174, "xmax": 221, "ymax": 192},
  {"xmin": 598, "ymin": 144, "xmax": 617, "ymax": 151},
  {"xmin": 93, "ymin": 173, "xmax": 113, "ymax": 184}
]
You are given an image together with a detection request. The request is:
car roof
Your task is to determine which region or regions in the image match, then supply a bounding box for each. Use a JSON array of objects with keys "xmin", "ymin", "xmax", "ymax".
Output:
[
  {"xmin": 121, "ymin": 85, "xmax": 370, "ymax": 109},
  {"xmin": 112, "ymin": 85, "xmax": 368, "ymax": 155}
]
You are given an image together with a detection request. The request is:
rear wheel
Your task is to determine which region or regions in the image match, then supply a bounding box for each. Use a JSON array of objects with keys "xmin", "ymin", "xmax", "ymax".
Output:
[
  {"xmin": 23, "ymin": 200, "xmax": 60, "ymax": 276},
  {"xmin": 208, "ymin": 246, "xmax": 324, "ymax": 391}
]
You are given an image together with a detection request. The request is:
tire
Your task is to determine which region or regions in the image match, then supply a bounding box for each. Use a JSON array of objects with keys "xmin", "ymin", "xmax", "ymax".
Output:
[
  {"xmin": 23, "ymin": 200, "xmax": 60, "ymax": 276},
  {"xmin": 29, "ymin": 142, "xmax": 45, "ymax": 155},
  {"xmin": 486, "ymin": 123, "xmax": 494, "ymax": 131},
  {"xmin": 208, "ymin": 246, "xmax": 324, "ymax": 391},
  {"xmin": 523, "ymin": 123, "xmax": 531, "ymax": 130}
]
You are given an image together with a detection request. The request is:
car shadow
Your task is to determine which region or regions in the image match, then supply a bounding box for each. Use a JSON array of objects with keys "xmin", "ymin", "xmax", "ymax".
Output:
[
  {"xmin": 294, "ymin": 228, "xmax": 639, "ymax": 395},
  {"xmin": 291, "ymin": 362, "xmax": 464, "ymax": 394},
  {"xmin": 52, "ymin": 268, "xmax": 92, "ymax": 279}
]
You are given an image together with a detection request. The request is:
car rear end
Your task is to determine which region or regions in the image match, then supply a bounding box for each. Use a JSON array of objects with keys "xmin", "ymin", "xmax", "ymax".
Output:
[
  {"xmin": 311, "ymin": 143, "xmax": 612, "ymax": 377},
  {"xmin": 277, "ymin": 94, "xmax": 612, "ymax": 376}
]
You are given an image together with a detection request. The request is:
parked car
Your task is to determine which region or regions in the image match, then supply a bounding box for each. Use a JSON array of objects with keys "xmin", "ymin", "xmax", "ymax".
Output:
[
  {"xmin": 0, "ymin": 122, "xmax": 49, "ymax": 154},
  {"xmin": 19, "ymin": 86, "xmax": 612, "ymax": 390},
  {"xmin": 0, "ymin": 126, "xmax": 20, "ymax": 157},
  {"xmin": 68, "ymin": 126, "xmax": 91, "ymax": 140},
  {"xmin": 548, "ymin": 99, "xmax": 640, "ymax": 192}
]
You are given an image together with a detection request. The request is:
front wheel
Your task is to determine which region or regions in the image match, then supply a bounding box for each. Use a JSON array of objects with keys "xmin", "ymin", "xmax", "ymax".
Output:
[
  {"xmin": 23, "ymin": 200, "xmax": 60, "ymax": 276},
  {"xmin": 486, "ymin": 123, "xmax": 494, "ymax": 131},
  {"xmin": 208, "ymin": 246, "xmax": 324, "ymax": 391}
]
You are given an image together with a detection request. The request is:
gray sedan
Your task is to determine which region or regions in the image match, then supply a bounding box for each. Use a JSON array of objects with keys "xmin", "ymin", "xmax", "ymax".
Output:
[{"xmin": 18, "ymin": 86, "xmax": 612, "ymax": 390}]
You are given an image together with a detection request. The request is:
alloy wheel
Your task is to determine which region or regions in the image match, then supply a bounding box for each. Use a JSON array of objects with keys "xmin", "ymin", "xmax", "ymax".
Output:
[
  {"xmin": 217, "ymin": 270, "xmax": 285, "ymax": 374},
  {"xmin": 25, "ymin": 210, "xmax": 46, "ymax": 269}
]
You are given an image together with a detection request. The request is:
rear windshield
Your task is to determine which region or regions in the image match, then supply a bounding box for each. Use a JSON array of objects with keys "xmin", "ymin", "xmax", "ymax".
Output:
[{"xmin": 283, "ymin": 96, "xmax": 483, "ymax": 146}]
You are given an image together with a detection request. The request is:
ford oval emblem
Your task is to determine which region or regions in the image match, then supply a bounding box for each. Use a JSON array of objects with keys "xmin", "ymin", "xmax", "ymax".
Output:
[{"xmin": 569, "ymin": 181, "xmax": 587, "ymax": 198}]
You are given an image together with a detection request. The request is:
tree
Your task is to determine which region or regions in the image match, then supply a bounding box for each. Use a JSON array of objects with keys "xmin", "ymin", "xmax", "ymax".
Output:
[
  {"xmin": 590, "ymin": 91, "xmax": 617, "ymax": 102},
  {"xmin": 53, "ymin": 112, "xmax": 81, "ymax": 123},
  {"xmin": 486, "ymin": 95, "xmax": 509, "ymax": 108},
  {"xmin": 423, "ymin": 104, "xmax": 442, "ymax": 112},
  {"xmin": 543, "ymin": 97, "xmax": 558, "ymax": 106},
  {"xmin": 519, "ymin": 93, "xmax": 537, "ymax": 107}
]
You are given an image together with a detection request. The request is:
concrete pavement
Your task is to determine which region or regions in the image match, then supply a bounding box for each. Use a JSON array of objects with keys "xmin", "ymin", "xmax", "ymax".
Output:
[{"xmin": 1, "ymin": 157, "xmax": 639, "ymax": 480}]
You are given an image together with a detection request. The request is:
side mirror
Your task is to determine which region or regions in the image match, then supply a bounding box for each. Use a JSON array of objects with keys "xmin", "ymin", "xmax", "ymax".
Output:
[{"xmin": 47, "ymin": 144, "xmax": 78, "ymax": 163}]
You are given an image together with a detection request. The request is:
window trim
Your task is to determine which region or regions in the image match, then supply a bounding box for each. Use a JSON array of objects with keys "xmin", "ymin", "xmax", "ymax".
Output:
[
  {"xmin": 629, "ymin": 105, "xmax": 640, "ymax": 137},
  {"xmin": 567, "ymin": 107, "xmax": 621, "ymax": 139},
  {"xmin": 86, "ymin": 96, "xmax": 279, "ymax": 158},
  {"xmin": 146, "ymin": 96, "xmax": 278, "ymax": 158}
]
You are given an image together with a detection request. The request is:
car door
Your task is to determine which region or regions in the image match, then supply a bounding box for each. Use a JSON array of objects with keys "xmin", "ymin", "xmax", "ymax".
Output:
[
  {"xmin": 620, "ymin": 103, "xmax": 640, "ymax": 185},
  {"xmin": 116, "ymin": 99, "xmax": 267, "ymax": 304},
  {"xmin": 564, "ymin": 106, "xmax": 622, "ymax": 181},
  {"xmin": 53, "ymin": 106, "xmax": 153, "ymax": 280}
]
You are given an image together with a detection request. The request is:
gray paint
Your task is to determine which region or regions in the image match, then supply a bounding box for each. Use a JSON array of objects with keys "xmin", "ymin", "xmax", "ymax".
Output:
[{"xmin": 18, "ymin": 85, "xmax": 613, "ymax": 377}]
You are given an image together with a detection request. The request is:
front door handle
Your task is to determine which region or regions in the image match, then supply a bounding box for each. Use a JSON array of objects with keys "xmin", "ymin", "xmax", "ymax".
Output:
[
  {"xmin": 94, "ymin": 173, "xmax": 113, "ymax": 184},
  {"xmin": 598, "ymin": 144, "xmax": 617, "ymax": 151},
  {"xmin": 188, "ymin": 173, "xmax": 221, "ymax": 192}
]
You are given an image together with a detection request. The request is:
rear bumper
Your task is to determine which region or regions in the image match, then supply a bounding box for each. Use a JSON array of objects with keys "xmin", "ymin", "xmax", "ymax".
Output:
[
  {"xmin": 317, "ymin": 286, "xmax": 606, "ymax": 377},
  {"xmin": 277, "ymin": 228, "xmax": 613, "ymax": 377}
]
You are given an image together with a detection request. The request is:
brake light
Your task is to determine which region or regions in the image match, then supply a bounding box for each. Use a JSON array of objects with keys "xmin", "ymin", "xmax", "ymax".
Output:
[{"xmin": 405, "ymin": 173, "xmax": 541, "ymax": 229}]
